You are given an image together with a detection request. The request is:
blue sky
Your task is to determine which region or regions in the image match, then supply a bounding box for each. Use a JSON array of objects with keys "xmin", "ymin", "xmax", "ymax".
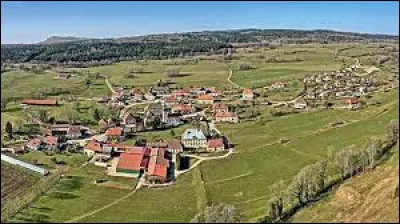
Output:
[{"xmin": 1, "ymin": 1, "xmax": 399, "ymax": 44}]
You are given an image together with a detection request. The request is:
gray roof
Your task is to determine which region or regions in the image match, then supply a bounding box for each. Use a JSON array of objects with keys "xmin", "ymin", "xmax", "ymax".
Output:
[{"xmin": 182, "ymin": 129, "xmax": 206, "ymax": 140}]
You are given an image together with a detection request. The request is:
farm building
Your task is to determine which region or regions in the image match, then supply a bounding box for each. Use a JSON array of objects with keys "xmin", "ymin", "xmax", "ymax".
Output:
[
  {"xmin": 50, "ymin": 125, "xmax": 82, "ymax": 139},
  {"xmin": 21, "ymin": 99, "xmax": 58, "ymax": 107},
  {"xmin": 116, "ymin": 149, "xmax": 146, "ymax": 178},
  {"xmin": 146, "ymin": 148, "xmax": 170, "ymax": 184},
  {"xmin": 207, "ymin": 138, "xmax": 225, "ymax": 152},
  {"xmin": 167, "ymin": 139, "xmax": 183, "ymax": 153}
]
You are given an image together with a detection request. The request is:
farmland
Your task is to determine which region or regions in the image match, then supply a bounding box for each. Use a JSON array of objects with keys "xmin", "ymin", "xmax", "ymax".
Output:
[
  {"xmin": 2, "ymin": 42, "xmax": 399, "ymax": 223},
  {"xmin": 1, "ymin": 162, "xmax": 39, "ymax": 208}
]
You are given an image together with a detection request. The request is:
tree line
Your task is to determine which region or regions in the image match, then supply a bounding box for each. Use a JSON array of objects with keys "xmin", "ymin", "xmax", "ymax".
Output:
[
  {"xmin": 265, "ymin": 120, "xmax": 399, "ymax": 222},
  {"xmin": 1, "ymin": 41, "xmax": 232, "ymax": 66}
]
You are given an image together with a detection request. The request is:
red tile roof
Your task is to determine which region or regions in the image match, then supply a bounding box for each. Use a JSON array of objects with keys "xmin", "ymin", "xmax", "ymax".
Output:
[
  {"xmin": 27, "ymin": 138, "xmax": 42, "ymax": 147},
  {"xmin": 172, "ymin": 104, "xmax": 193, "ymax": 112},
  {"xmin": 347, "ymin": 98, "xmax": 359, "ymax": 104},
  {"xmin": 21, "ymin": 99, "xmax": 57, "ymax": 106},
  {"xmin": 172, "ymin": 90, "xmax": 189, "ymax": 96},
  {"xmin": 85, "ymin": 140, "xmax": 103, "ymax": 153},
  {"xmin": 207, "ymin": 138, "xmax": 224, "ymax": 149},
  {"xmin": 45, "ymin": 136, "xmax": 58, "ymax": 146},
  {"xmin": 152, "ymin": 164, "xmax": 167, "ymax": 178},
  {"xmin": 215, "ymin": 112, "xmax": 237, "ymax": 118},
  {"xmin": 198, "ymin": 95, "xmax": 213, "ymax": 100},
  {"xmin": 243, "ymin": 88, "xmax": 254, "ymax": 96},
  {"xmin": 117, "ymin": 152, "xmax": 144, "ymax": 171},
  {"xmin": 212, "ymin": 103, "xmax": 228, "ymax": 110},
  {"xmin": 106, "ymin": 127, "xmax": 122, "ymax": 136},
  {"xmin": 167, "ymin": 139, "xmax": 183, "ymax": 150},
  {"xmin": 164, "ymin": 96, "xmax": 179, "ymax": 103}
]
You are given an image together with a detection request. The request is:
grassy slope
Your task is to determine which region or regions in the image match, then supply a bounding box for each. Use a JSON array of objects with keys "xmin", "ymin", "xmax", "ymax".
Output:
[{"xmin": 291, "ymin": 145, "xmax": 399, "ymax": 223}]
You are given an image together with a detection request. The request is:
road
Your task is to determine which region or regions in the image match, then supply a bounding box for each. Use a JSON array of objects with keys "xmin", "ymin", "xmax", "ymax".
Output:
[
  {"xmin": 223, "ymin": 63, "xmax": 241, "ymax": 88},
  {"xmin": 99, "ymin": 74, "xmax": 116, "ymax": 94},
  {"xmin": 176, "ymin": 148, "xmax": 234, "ymax": 178}
]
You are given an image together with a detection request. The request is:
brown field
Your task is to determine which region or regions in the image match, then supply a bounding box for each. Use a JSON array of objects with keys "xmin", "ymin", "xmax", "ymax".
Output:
[{"xmin": 1, "ymin": 162, "xmax": 39, "ymax": 207}]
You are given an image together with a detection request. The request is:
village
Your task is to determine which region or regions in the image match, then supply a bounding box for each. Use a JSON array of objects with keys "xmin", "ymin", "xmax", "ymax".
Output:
[{"xmin": 3, "ymin": 61, "xmax": 396, "ymax": 188}]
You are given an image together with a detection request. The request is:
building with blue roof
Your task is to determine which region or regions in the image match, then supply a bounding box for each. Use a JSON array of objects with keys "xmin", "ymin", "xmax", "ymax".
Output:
[{"xmin": 181, "ymin": 128, "xmax": 207, "ymax": 149}]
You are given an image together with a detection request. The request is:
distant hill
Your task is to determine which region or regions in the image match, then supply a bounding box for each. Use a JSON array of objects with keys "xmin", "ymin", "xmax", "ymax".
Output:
[
  {"xmin": 1, "ymin": 28, "xmax": 398, "ymax": 66},
  {"xmin": 39, "ymin": 36, "xmax": 89, "ymax": 44}
]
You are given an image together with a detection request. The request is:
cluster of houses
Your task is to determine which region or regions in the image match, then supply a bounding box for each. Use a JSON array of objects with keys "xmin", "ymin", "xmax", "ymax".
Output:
[
  {"xmin": 83, "ymin": 125, "xmax": 228, "ymax": 184},
  {"xmin": 23, "ymin": 124, "xmax": 88, "ymax": 151},
  {"xmin": 302, "ymin": 67, "xmax": 375, "ymax": 101}
]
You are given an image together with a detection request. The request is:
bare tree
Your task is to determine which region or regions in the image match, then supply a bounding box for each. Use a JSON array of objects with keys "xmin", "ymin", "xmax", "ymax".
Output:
[{"xmin": 386, "ymin": 120, "xmax": 399, "ymax": 147}]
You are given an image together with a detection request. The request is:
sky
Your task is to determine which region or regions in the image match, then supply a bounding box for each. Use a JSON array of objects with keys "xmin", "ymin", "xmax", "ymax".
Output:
[{"xmin": 1, "ymin": 1, "xmax": 399, "ymax": 44}]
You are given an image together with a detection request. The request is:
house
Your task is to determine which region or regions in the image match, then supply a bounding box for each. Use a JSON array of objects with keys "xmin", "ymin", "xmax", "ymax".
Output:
[
  {"xmin": 207, "ymin": 138, "xmax": 225, "ymax": 152},
  {"xmin": 144, "ymin": 93, "xmax": 156, "ymax": 101},
  {"xmin": 190, "ymin": 87, "xmax": 207, "ymax": 96},
  {"xmin": 167, "ymin": 139, "xmax": 183, "ymax": 153},
  {"xmin": 83, "ymin": 140, "xmax": 104, "ymax": 157},
  {"xmin": 44, "ymin": 136, "xmax": 59, "ymax": 150},
  {"xmin": 163, "ymin": 96, "xmax": 180, "ymax": 106},
  {"xmin": 25, "ymin": 138, "xmax": 43, "ymax": 151},
  {"xmin": 99, "ymin": 119, "xmax": 108, "ymax": 133},
  {"xmin": 242, "ymin": 89, "xmax": 254, "ymax": 100},
  {"xmin": 214, "ymin": 112, "xmax": 238, "ymax": 124},
  {"xmin": 132, "ymin": 93, "xmax": 144, "ymax": 102},
  {"xmin": 105, "ymin": 127, "xmax": 123, "ymax": 141},
  {"xmin": 210, "ymin": 89, "xmax": 223, "ymax": 97},
  {"xmin": 116, "ymin": 149, "xmax": 145, "ymax": 178},
  {"xmin": 293, "ymin": 98, "xmax": 308, "ymax": 109},
  {"xmin": 151, "ymin": 86, "xmax": 170, "ymax": 97},
  {"xmin": 197, "ymin": 95, "xmax": 214, "ymax": 104},
  {"xmin": 346, "ymin": 98, "xmax": 361, "ymax": 110},
  {"xmin": 165, "ymin": 115, "xmax": 183, "ymax": 127},
  {"xmin": 212, "ymin": 103, "xmax": 229, "ymax": 114},
  {"xmin": 21, "ymin": 99, "xmax": 58, "ymax": 107},
  {"xmin": 50, "ymin": 125, "xmax": 81, "ymax": 139},
  {"xmin": 121, "ymin": 112, "xmax": 137, "ymax": 134},
  {"xmin": 145, "ymin": 103, "xmax": 164, "ymax": 116},
  {"xmin": 181, "ymin": 128, "xmax": 207, "ymax": 149},
  {"xmin": 171, "ymin": 104, "xmax": 194, "ymax": 114},
  {"xmin": 172, "ymin": 90, "xmax": 190, "ymax": 97}
]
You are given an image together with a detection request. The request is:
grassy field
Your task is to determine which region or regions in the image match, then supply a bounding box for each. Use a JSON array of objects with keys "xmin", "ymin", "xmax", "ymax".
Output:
[
  {"xmin": 75, "ymin": 59, "xmax": 231, "ymax": 89},
  {"xmin": 230, "ymin": 44, "xmax": 345, "ymax": 89},
  {"xmin": 3, "ymin": 43, "xmax": 399, "ymax": 223}
]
